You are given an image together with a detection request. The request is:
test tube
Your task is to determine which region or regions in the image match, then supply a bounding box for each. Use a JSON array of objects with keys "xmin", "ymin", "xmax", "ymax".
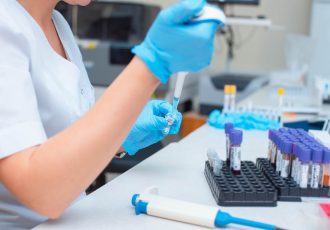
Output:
[
  {"xmin": 298, "ymin": 147, "xmax": 312, "ymax": 188},
  {"xmin": 229, "ymin": 129, "xmax": 243, "ymax": 175},
  {"xmin": 280, "ymin": 140, "xmax": 293, "ymax": 178},
  {"xmin": 310, "ymin": 148, "xmax": 323, "ymax": 189},
  {"xmin": 291, "ymin": 143, "xmax": 301, "ymax": 182},
  {"xmin": 213, "ymin": 159, "xmax": 223, "ymax": 176},
  {"xmin": 271, "ymin": 131, "xmax": 279, "ymax": 167},
  {"xmin": 163, "ymin": 113, "xmax": 175, "ymax": 135},
  {"xmin": 267, "ymin": 130, "xmax": 274, "ymax": 162},
  {"xmin": 225, "ymin": 123, "xmax": 234, "ymax": 166},
  {"xmin": 229, "ymin": 85, "xmax": 237, "ymax": 113},
  {"xmin": 207, "ymin": 148, "xmax": 218, "ymax": 168},
  {"xmin": 223, "ymin": 85, "xmax": 231, "ymax": 114},
  {"xmin": 322, "ymin": 148, "xmax": 330, "ymax": 188},
  {"xmin": 275, "ymin": 137, "xmax": 284, "ymax": 175},
  {"xmin": 293, "ymin": 143, "xmax": 304, "ymax": 184}
]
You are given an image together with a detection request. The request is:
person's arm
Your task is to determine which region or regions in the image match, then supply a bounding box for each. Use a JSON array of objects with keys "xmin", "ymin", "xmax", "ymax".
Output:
[
  {"xmin": 0, "ymin": 57, "xmax": 159, "ymax": 218},
  {"xmin": 0, "ymin": 0, "xmax": 218, "ymax": 220}
]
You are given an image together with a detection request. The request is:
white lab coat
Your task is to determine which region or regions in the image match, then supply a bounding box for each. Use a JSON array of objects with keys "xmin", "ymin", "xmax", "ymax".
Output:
[{"xmin": 0, "ymin": 0, "xmax": 95, "ymax": 229}]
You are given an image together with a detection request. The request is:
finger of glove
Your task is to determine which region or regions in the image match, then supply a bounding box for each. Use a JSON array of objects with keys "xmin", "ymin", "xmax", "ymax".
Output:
[
  {"xmin": 163, "ymin": 0, "xmax": 206, "ymax": 24},
  {"xmin": 149, "ymin": 116, "xmax": 169, "ymax": 130},
  {"xmin": 155, "ymin": 101, "xmax": 173, "ymax": 117},
  {"xmin": 169, "ymin": 112, "xmax": 183, "ymax": 135}
]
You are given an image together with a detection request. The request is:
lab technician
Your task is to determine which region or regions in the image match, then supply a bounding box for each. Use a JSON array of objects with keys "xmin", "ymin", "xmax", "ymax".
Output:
[{"xmin": 0, "ymin": 0, "xmax": 218, "ymax": 229}]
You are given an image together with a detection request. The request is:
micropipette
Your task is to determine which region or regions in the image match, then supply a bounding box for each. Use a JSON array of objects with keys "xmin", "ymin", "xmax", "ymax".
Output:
[
  {"xmin": 163, "ymin": 4, "xmax": 226, "ymax": 134},
  {"xmin": 132, "ymin": 187, "xmax": 287, "ymax": 230}
]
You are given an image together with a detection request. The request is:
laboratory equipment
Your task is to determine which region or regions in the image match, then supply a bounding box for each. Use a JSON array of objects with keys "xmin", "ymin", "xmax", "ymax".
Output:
[
  {"xmin": 275, "ymin": 136, "xmax": 282, "ymax": 175},
  {"xmin": 229, "ymin": 129, "xmax": 243, "ymax": 175},
  {"xmin": 280, "ymin": 141, "xmax": 292, "ymax": 178},
  {"xmin": 223, "ymin": 85, "xmax": 231, "ymax": 114},
  {"xmin": 310, "ymin": 148, "xmax": 323, "ymax": 189},
  {"xmin": 56, "ymin": 1, "xmax": 161, "ymax": 87},
  {"xmin": 225, "ymin": 122, "xmax": 234, "ymax": 165},
  {"xmin": 322, "ymin": 148, "xmax": 330, "ymax": 188},
  {"xmin": 298, "ymin": 147, "xmax": 311, "ymax": 188},
  {"xmin": 257, "ymin": 157, "xmax": 330, "ymax": 201},
  {"xmin": 132, "ymin": 187, "xmax": 285, "ymax": 230},
  {"xmin": 207, "ymin": 148, "xmax": 223, "ymax": 176},
  {"xmin": 267, "ymin": 130, "xmax": 274, "ymax": 162},
  {"xmin": 207, "ymin": 148, "xmax": 218, "ymax": 168},
  {"xmin": 229, "ymin": 85, "xmax": 237, "ymax": 113},
  {"xmin": 199, "ymin": 73, "xmax": 268, "ymax": 115},
  {"xmin": 206, "ymin": 160, "xmax": 278, "ymax": 207},
  {"xmin": 163, "ymin": 72, "xmax": 187, "ymax": 134},
  {"xmin": 310, "ymin": 0, "xmax": 330, "ymax": 78},
  {"xmin": 163, "ymin": 4, "xmax": 226, "ymax": 134}
]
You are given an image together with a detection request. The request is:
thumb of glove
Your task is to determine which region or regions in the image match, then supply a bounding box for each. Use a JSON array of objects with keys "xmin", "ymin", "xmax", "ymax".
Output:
[{"xmin": 163, "ymin": 0, "xmax": 206, "ymax": 24}]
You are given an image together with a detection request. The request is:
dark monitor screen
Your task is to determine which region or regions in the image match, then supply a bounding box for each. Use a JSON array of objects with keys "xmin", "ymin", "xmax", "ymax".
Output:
[{"xmin": 208, "ymin": 0, "xmax": 259, "ymax": 5}]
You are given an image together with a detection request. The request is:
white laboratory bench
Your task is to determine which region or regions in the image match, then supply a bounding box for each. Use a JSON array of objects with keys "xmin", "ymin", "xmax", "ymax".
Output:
[{"xmin": 34, "ymin": 125, "xmax": 330, "ymax": 230}]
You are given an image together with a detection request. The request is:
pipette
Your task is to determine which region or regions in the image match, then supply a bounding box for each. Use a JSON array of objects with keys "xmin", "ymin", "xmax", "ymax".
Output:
[
  {"xmin": 163, "ymin": 4, "xmax": 226, "ymax": 134},
  {"xmin": 132, "ymin": 187, "xmax": 287, "ymax": 230},
  {"xmin": 163, "ymin": 72, "xmax": 187, "ymax": 134}
]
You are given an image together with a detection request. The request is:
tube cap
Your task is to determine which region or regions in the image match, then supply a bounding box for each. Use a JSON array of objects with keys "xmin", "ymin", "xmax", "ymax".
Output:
[
  {"xmin": 311, "ymin": 148, "xmax": 323, "ymax": 163},
  {"xmin": 229, "ymin": 129, "xmax": 243, "ymax": 145},
  {"xmin": 323, "ymin": 148, "xmax": 330, "ymax": 163},
  {"xmin": 282, "ymin": 141, "xmax": 293, "ymax": 154},
  {"xmin": 298, "ymin": 147, "xmax": 312, "ymax": 163},
  {"xmin": 225, "ymin": 123, "xmax": 234, "ymax": 134}
]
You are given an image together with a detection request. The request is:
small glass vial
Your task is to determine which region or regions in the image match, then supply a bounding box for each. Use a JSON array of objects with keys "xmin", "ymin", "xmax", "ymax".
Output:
[
  {"xmin": 280, "ymin": 141, "xmax": 293, "ymax": 178},
  {"xmin": 310, "ymin": 148, "xmax": 323, "ymax": 189},
  {"xmin": 322, "ymin": 148, "xmax": 330, "ymax": 188},
  {"xmin": 298, "ymin": 147, "xmax": 312, "ymax": 188},
  {"xmin": 225, "ymin": 123, "xmax": 234, "ymax": 166},
  {"xmin": 229, "ymin": 129, "xmax": 243, "ymax": 175}
]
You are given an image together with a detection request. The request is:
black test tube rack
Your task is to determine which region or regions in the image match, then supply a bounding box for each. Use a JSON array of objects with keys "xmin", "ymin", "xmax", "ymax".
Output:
[
  {"xmin": 204, "ymin": 161, "xmax": 278, "ymax": 207},
  {"xmin": 256, "ymin": 158, "xmax": 330, "ymax": 201},
  {"xmin": 205, "ymin": 159, "xmax": 330, "ymax": 207}
]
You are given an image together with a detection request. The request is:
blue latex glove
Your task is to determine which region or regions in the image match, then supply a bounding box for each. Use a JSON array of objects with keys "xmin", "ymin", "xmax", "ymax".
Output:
[
  {"xmin": 132, "ymin": 0, "xmax": 219, "ymax": 83},
  {"xmin": 123, "ymin": 100, "xmax": 182, "ymax": 155}
]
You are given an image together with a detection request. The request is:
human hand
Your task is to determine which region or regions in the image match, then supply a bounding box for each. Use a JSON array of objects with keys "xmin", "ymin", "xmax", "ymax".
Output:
[
  {"xmin": 132, "ymin": 0, "xmax": 219, "ymax": 83},
  {"xmin": 123, "ymin": 100, "xmax": 182, "ymax": 155}
]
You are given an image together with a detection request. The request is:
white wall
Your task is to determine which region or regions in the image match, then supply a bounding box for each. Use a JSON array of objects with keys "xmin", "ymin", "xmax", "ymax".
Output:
[{"xmin": 115, "ymin": 0, "xmax": 312, "ymax": 74}]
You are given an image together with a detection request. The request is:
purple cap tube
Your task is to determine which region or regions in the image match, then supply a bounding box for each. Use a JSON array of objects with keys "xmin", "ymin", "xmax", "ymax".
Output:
[
  {"xmin": 282, "ymin": 141, "xmax": 293, "ymax": 154},
  {"xmin": 311, "ymin": 148, "xmax": 323, "ymax": 163},
  {"xmin": 323, "ymin": 148, "xmax": 330, "ymax": 163},
  {"xmin": 229, "ymin": 129, "xmax": 243, "ymax": 145},
  {"xmin": 298, "ymin": 147, "xmax": 312, "ymax": 163},
  {"xmin": 225, "ymin": 123, "xmax": 234, "ymax": 134}
]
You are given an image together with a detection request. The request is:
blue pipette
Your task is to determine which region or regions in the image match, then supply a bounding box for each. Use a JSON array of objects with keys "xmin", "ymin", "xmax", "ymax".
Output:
[
  {"xmin": 132, "ymin": 187, "xmax": 287, "ymax": 230},
  {"xmin": 163, "ymin": 4, "xmax": 227, "ymax": 134}
]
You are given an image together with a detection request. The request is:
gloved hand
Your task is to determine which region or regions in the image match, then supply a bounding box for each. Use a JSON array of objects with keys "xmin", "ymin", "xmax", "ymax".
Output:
[
  {"xmin": 123, "ymin": 100, "xmax": 182, "ymax": 155},
  {"xmin": 132, "ymin": 0, "xmax": 219, "ymax": 83}
]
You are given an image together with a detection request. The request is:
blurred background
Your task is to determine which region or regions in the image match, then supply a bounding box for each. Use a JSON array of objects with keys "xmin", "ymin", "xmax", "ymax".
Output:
[{"xmin": 55, "ymin": 0, "xmax": 330, "ymax": 191}]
